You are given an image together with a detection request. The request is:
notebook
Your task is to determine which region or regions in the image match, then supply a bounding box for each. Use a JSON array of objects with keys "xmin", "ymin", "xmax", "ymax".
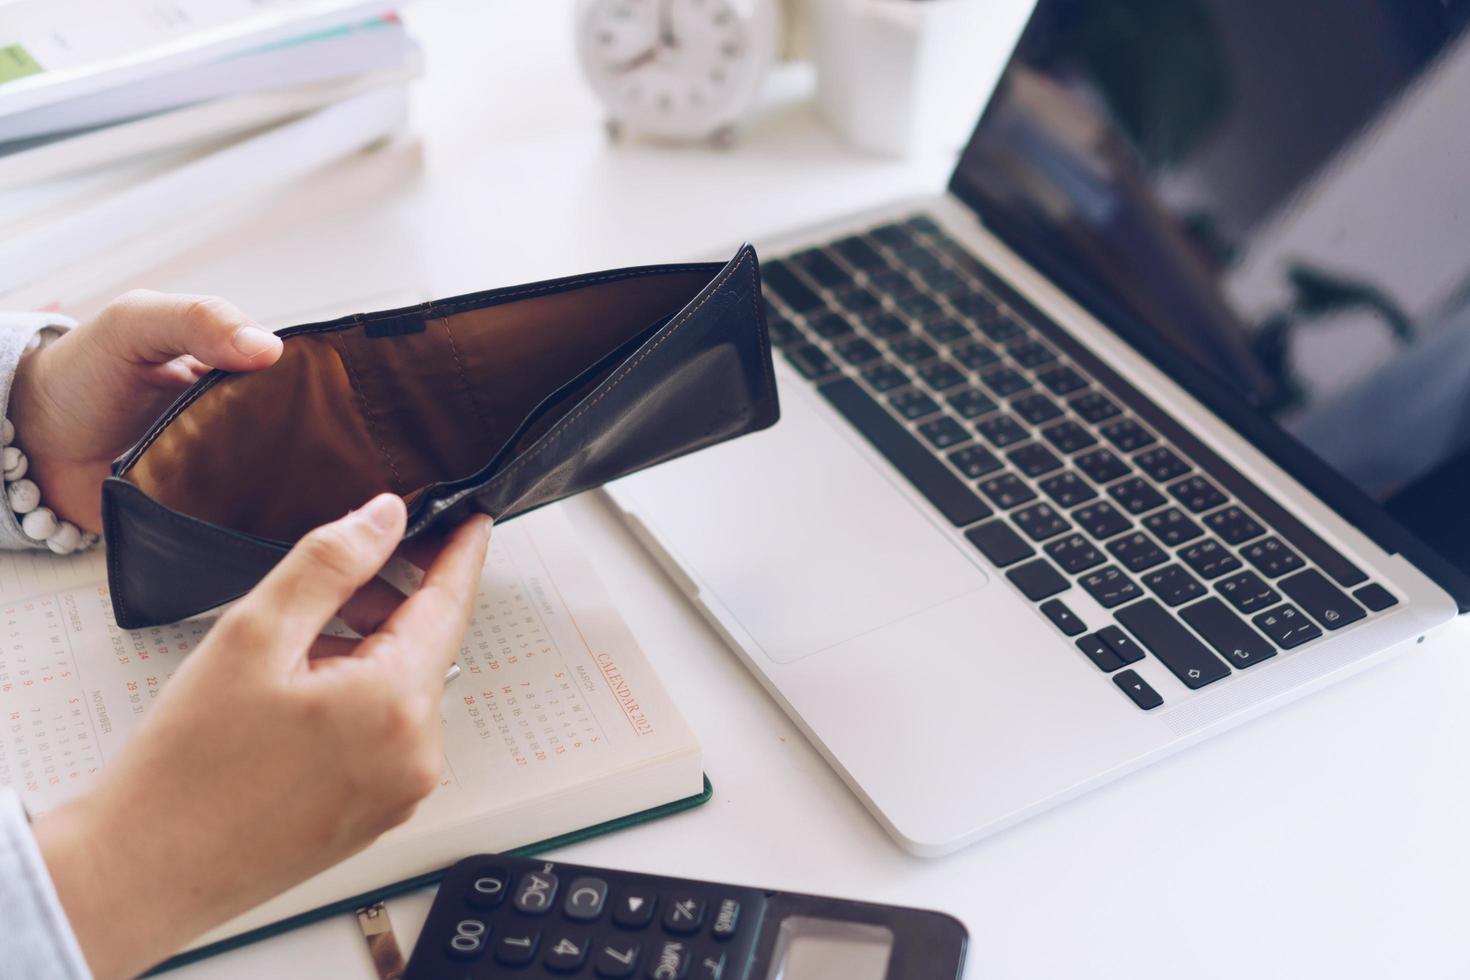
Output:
[{"xmin": 0, "ymin": 504, "xmax": 708, "ymax": 957}]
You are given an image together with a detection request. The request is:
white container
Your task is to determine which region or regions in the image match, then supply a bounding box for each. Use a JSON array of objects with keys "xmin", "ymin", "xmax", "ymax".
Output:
[{"xmin": 807, "ymin": 0, "xmax": 1030, "ymax": 157}]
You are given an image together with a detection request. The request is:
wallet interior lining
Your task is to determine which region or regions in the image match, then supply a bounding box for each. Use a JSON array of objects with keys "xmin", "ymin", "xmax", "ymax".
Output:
[{"xmin": 121, "ymin": 268, "xmax": 714, "ymax": 542}]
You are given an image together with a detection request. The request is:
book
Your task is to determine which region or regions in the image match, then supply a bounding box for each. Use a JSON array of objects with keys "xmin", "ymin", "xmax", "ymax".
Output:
[{"xmin": 0, "ymin": 504, "xmax": 706, "ymax": 953}]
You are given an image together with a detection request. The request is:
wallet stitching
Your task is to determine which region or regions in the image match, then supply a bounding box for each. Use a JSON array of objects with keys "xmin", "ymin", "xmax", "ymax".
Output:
[
  {"xmin": 333, "ymin": 334, "xmax": 406, "ymax": 490},
  {"xmin": 455, "ymin": 247, "xmax": 760, "ymax": 499},
  {"xmin": 435, "ymin": 316, "xmax": 495, "ymax": 436}
]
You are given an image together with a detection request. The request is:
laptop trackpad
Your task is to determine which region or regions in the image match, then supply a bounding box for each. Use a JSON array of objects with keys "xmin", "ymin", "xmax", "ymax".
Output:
[{"xmin": 616, "ymin": 383, "xmax": 988, "ymax": 663}]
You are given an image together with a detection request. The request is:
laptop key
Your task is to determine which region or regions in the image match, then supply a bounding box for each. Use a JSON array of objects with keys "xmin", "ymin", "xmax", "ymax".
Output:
[
  {"xmin": 820, "ymin": 379, "xmax": 993, "ymax": 527},
  {"xmin": 889, "ymin": 336, "xmax": 939, "ymax": 365},
  {"xmin": 864, "ymin": 311, "xmax": 910, "ymax": 338},
  {"xmin": 1240, "ymin": 537, "xmax": 1305, "ymax": 578},
  {"xmin": 1134, "ymin": 447, "xmax": 1190, "ymax": 483},
  {"xmin": 1077, "ymin": 633, "xmax": 1123, "ymax": 672},
  {"xmin": 1040, "ymin": 598, "xmax": 1087, "ymax": 636},
  {"xmin": 1179, "ymin": 539, "xmax": 1242, "ymax": 579},
  {"xmin": 978, "ymin": 316, "xmax": 1025, "ymax": 344},
  {"xmin": 1079, "ymin": 566, "xmax": 1142, "ymax": 608},
  {"xmin": 1073, "ymin": 501, "xmax": 1132, "ymax": 540},
  {"xmin": 1006, "ymin": 558, "xmax": 1069, "ymax": 601},
  {"xmin": 894, "ymin": 291, "xmax": 942, "ymax": 318},
  {"xmin": 1107, "ymin": 532, "xmax": 1167, "ymax": 573},
  {"xmin": 834, "ymin": 285, "xmax": 882, "ymax": 313},
  {"xmin": 1140, "ymin": 564, "xmax": 1206, "ymax": 607},
  {"xmin": 918, "ymin": 416, "xmax": 969, "ymax": 450},
  {"xmin": 835, "ymin": 338, "xmax": 882, "ymax": 366},
  {"xmin": 1098, "ymin": 625, "xmax": 1145, "ymax": 665},
  {"xmin": 1008, "ymin": 442, "xmax": 1063, "ymax": 478},
  {"xmin": 832, "ymin": 235, "xmax": 887, "ymax": 269},
  {"xmin": 966, "ymin": 520, "xmax": 1033, "ymax": 567},
  {"xmin": 1115, "ymin": 599, "xmax": 1230, "ymax": 689},
  {"xmin": 976, "ymin": 414, "xmax": 1029, "ymax": 448},
  {"xmin": 1037, "ymin": 471, "xmax": 1096, "ymax": 508},
  {"xmin": 978, "ymin": 472, "xmax": 1036, "ymax": 509},
  {"xmin": 890, "ymin": 389, "xmax": 940, "ymax": 421},
  {"xmin": 1180, "ymin": 598, "xmax": 1276, "ymax": 669},
  {"xmin": 1141, "ymin": 507, "xmax": 1203, "ymax": 546},
  {"xmin": 785, "ymin": 345, "xmax": 837, "ymax": 380},
  {"xmin": 922, "ymin": 317, "xmax": 971, "ymax": 345},
  {"xmin": 762, "ymin": 262, "xmax": 825, "ymax": 313},
  {"xmin": 1353, "ymin": 583, "xmax": 1398, "ymax": 612},
  {"xmin": 1167, "ymin": 475, "xmax": 1227, "ymax": 513},
  {"xmin": 1012, "ymin": 393, "xmax": 1062, "ymax": 426},
  {"xmin": 1108, "ymin": 477, "xmax": 1166, "ymax": 515},
  {"xmin": 1099, "ymin": 418, "xmax": 1156, "ymax": 453},
  {"xmin": 951, "ymin": 342, "xmax": 1000, "ymax": 372},
  {"xmin": 1041, "ymin": 420, "xmax": 1096, "ymax": 455},
  {"xmin": 862, "ymin": 363, "xmax": 908, "ymax": 392},
  {"xmin": 1252, "ymin": 603, "xmax": 1322, "ymax": 649},
  {"xmin": 791, "ymin": 247, "xmax": 851, "ymax": 287},
  {"xmin": 1113, "ymin": 669, "xmax": 1163, "ymax": 710},
  {"xmin": 949, "ymin": 444, "xmax": 1003, "ymax": 479},
  {"xmin": 1279, "ymin": 568, "xmax": 1366, "ymax": 631},
  {"xmin": 1036, "ymin": 364, "xmax": 1088, "ymax": 396},
  {"xmin": 1012, "ymin": 502, "xmax": 1071, "ymax": 541},
  {"xmin": 1007, "ymin": 339, "xmax": 1056, "ymax": 369},
  {"xmin": 1069, "ymin": 391, "xmax": 1121, "ymax": 423},
  {"xmin": 868, "ymin": 222, "xmax": 914, "ymax": 248},
  {"xmin": 918, "ymin": 361, "xmax": 968, "ymax": 391},
  {"xmin": 767, "ymin": 317, "xmax": 802, "ymax": 347},
  {"xmin": 1045, "ymin": 533, "xmax": 1104, "ymax": 574},
  {"xmin": 808, "ymin": 313, "xmax": 855, "ymax": 339},
  {"xmin": 865, "ymin": 269, "xmax": 913, "ymax": 296},
  {"xmin": 947, "ymin": 387, "xmax": 998, "ymax": 419},
  {"xmin": 1074, "ymin": 448, "xmax": 1131, "ymax": 485},
  {"xmin": 980, "ymin": 366, "xmax": 1030, "ymax": 397},
  {"xmin": 1202, "ymin": 505, "xmax": 1265, "ymax": 546},
  {"xmin": 1216, "ymin": 571, "xmax": 1281, "ymax": 614}
]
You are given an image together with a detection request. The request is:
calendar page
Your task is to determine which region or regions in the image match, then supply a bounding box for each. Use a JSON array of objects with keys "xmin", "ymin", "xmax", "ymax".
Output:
[{"xmin": 0, "ymin": 505, "xmax": 701, "ymax": 830}]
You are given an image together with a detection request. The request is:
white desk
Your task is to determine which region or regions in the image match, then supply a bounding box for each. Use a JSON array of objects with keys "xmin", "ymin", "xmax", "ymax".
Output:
[{"xmin": 103, "ymin": 5, "xmax": 1470, "ymax": 978}]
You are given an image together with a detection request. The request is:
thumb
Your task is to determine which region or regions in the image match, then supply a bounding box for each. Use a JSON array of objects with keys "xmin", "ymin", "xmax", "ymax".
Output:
[
  {"xmin": 225, "ymin": 494, "xmax": 407, "ymax": 669},
  {"xmin": 98, "ymin": 289, "xmax": 283, "ymax": 372}
]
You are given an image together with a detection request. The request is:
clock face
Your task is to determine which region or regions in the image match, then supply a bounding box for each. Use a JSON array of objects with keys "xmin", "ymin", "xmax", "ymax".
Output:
[{"xmin": 578, "ymin": 0, "xmax": 778, "ymax": 140}]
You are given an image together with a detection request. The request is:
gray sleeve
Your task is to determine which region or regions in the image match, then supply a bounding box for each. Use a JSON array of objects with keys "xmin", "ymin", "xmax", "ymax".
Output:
[
  {"xmin": 0, "ymin": 312, "xmax": 76, "ymax": 551},
  {"xmin": 0, "ymin": 788, "xmax": 93, "ymax": 979}
]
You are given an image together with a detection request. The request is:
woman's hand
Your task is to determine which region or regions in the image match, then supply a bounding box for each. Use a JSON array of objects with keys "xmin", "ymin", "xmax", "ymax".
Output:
[
  {"xmin": 8, "ymin": 290, "xmax": 284, "ymax": 533},
  {"xmin": 32, "ymin": 494, "xmax": 493, "ymax": 980}
]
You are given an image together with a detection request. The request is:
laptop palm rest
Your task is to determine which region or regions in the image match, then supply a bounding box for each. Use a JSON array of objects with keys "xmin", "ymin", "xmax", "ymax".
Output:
[{"xmin": 613, "ymin": 379, "xmax": 987, "ymax": 664}]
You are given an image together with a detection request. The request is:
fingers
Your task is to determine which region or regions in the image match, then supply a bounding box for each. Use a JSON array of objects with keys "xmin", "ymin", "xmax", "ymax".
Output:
[
  {"xmin": 337, "ymin": 576, "xmax": 408, "ymax": 637},
  {"xmin": 227, "ymin": 494, "xmax": 407, "ymax": 667},
  {"xmin": 99, "ymin": 289, "xmax": 283, "ymax": 373},
  {"xmin": 364, "ymin": 516, "xmax": 491, "ymax": 698}
]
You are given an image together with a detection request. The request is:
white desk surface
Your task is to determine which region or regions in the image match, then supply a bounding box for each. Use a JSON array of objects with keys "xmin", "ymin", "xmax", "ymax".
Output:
[{"xmin": 95, "ymin": 4, "xmax": 1469, "ymax": 978}]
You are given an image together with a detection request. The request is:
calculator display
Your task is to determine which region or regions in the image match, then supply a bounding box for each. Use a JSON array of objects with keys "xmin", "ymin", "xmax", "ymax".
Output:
[{"xmin": 767, "ymin": 916, "xmax": 895, "ymax": 980}]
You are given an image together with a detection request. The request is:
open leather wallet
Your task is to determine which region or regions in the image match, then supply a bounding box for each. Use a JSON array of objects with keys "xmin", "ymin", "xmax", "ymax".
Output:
[{"xmin": 101, "ymin": 244, "xmax": 778, "ymax": 628}]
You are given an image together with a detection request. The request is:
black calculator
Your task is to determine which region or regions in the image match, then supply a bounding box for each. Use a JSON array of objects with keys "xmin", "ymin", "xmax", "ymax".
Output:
[{"xmin": 404, "ymin": 853, "xmax": 967, "ymax": 979}]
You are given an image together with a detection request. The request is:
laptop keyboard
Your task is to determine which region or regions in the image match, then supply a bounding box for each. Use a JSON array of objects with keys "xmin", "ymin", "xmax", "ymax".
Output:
[{"xmin": 760, "ymin": 214, "xmax": 1403, "ymax": 712}]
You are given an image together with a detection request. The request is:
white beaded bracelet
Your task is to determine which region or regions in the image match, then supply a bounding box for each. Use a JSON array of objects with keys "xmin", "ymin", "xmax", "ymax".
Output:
[{"xmin": 1, "ymin": 417, "xmax": 96, "ymax": 555}]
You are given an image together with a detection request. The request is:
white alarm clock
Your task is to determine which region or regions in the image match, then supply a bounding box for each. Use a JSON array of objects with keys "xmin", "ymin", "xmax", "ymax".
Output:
[{"xmin": 576, "ymin": 0, "xmax": 782, "ymax": 143}]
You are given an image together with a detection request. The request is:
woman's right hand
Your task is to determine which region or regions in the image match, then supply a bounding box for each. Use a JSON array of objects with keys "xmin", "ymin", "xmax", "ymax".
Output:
[{"xmin": 31, "ymin": 493, "xmax": 492, "ymax": 980}]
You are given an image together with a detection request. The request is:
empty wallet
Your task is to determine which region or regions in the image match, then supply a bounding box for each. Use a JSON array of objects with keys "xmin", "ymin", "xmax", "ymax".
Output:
[{"xmin": 101, "ymin": 244, "xmax": 778, "ymax": 628}]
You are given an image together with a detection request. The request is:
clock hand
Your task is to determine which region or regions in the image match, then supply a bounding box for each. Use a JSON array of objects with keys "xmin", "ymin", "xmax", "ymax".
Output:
[{"xmin": 607, "ymin": 46, "xmax": 659, "ymax": 74}]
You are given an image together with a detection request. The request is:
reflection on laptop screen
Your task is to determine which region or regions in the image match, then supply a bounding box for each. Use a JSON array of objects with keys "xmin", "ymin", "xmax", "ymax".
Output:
[{"xmin": 951, "ymin": 0, "xmax": 1470, "ymax": 573}]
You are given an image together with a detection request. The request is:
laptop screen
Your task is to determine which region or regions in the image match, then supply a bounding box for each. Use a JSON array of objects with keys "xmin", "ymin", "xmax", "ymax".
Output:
[{"xmin": 951, "ymin": 0, "xmax": 1470, "ymax": 578}]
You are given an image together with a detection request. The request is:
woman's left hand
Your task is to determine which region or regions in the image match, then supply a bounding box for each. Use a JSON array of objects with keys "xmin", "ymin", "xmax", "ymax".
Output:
[{"xmin": 7, "ymin": 290, "xmax": 283, "ymax": 533}]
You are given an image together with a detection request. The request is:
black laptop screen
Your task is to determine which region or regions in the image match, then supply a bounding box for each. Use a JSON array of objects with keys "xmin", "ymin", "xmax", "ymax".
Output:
[{"xmin": 951, "ymin": 0, "xmax": 1470, "ymax": 577}]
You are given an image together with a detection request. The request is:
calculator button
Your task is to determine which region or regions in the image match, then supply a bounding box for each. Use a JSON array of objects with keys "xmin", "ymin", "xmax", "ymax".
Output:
[
  {"xmin": 513, "ymin": 871, "xmax": 559, "ymax": 915},
  {"xmin": 612, "ymin": 889, "xmax": 658, "ymax": 929},
  {"xmin": 545, "ymin": 932, "xmax": 591, "ymax": 973},
  {"xmin": 595, "ymin": 939, "xmax": 643, "ymax": 978},
  {"xmin": 710, "ymin": 898, "xmax": 741, "ymax": 940},
  {"xmin": 494, "ymin": 928, "xmax": 540, "ymax": 966},
  {"xmin": 693, "ymin": 949, "xmax": 729, "ymax": 979},
  {"xmin": 445, "ymin": 918, "xmax": 490, "ymax": 960},
  {"xmin": 663, "ymin": 896, "xmax": 706, "ymax": 934},
  {"xmin": 565, "ymin": 877, "xmax": 609, "ymax": 921},
  {"xmin": 648, "ymin": 938, "xmax": 692, "ymax": 979},
  {"xmin": 464, "ymin": 867, "xmax": 510, "ymax": 909}
]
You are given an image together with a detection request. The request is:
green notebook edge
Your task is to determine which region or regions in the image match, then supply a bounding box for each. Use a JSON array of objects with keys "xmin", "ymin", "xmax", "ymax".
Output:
[{"xmin": 146, "ymin": 774, "xmax": 714, "ymax": 975}]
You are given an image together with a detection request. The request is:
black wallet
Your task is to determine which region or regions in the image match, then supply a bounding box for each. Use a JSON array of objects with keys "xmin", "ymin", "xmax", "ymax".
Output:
[{"xmin": 101, "ymin": 244, "xmax": 778, "ymax": 628}]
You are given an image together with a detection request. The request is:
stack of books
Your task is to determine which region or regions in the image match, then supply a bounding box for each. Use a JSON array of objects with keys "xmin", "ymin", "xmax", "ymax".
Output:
[{"xmin": 0, "ymin": 0, "xmax": 423, "ymax": 310}]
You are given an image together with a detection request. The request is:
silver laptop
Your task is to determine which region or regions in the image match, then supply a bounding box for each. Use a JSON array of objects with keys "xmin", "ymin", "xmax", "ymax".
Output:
[{"xmin": 607, "ymin": 0, "xmax": 1470, "ymax": 855}]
